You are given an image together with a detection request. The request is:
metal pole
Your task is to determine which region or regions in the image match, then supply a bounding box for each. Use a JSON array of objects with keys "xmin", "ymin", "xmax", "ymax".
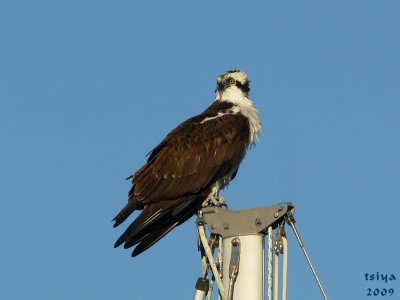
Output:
[{"xmin": 222, "ymin": 234, "xmax": 264, "ymax": 300}]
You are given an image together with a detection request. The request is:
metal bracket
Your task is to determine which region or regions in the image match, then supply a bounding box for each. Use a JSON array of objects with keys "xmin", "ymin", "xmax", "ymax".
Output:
[
  {"xmin": 274, "ymin": 223, "xmax": 286, "ymax": 255},
  {"xmin": 200, "ymin": 202, "xmax": 294, "ymax": 238},
  {"xmin": 229, "ymin": 238, "xmax": 241, "ymax": 279},
  {"xmin": 227, "ymin": 238, "xmax": 241, "ymax": 300}
]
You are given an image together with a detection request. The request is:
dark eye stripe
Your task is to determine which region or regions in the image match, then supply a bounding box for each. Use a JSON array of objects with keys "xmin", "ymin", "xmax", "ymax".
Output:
[
  {"xmin": 216, "ymin": 78, "xmax": 250, "ymax": 95},
  {"xmin": 235, "ymin": 81, "xmax": 250, "ymax": 94}
]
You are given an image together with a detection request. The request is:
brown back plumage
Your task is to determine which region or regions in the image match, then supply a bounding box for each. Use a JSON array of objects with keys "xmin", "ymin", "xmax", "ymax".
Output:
[{"xmin": 113, "ymin": 100, "xmax": 252, "ymax": 256}]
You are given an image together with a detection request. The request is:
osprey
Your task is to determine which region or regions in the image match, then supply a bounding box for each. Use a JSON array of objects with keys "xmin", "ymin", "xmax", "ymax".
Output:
[{"xmin": 113, "ymin": 70, "xmax": 261, "ymax": 257}]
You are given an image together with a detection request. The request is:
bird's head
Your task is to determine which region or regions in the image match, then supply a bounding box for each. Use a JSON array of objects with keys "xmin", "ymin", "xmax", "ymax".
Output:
[{"xmin": 215, "ymin": 70, "xmax": 250, "ymax": 102}]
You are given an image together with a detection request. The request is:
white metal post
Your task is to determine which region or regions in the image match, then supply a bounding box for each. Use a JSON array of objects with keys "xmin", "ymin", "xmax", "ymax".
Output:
[{"xmin": 222, "ymin": 234, "xmax": 265, "ymax": 300}]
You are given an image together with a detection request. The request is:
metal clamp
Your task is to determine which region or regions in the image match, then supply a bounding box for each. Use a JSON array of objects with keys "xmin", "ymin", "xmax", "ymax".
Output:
[{"xmin": 227, "ymin": 238, "xmax": 241, "ymax": 300}]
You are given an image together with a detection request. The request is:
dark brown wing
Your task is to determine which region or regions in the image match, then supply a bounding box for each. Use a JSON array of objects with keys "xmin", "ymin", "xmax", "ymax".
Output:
[
  {"xmin": 113, "ymin": 105, "xmax": 251, "ymax": 256},
  {"xmin": 133, "ymin": 111, "xmax": 250, "ymax": 203}
]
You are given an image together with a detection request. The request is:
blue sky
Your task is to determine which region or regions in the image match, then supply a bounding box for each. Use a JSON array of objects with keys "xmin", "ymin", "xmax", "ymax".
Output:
[{"xmin": 1, "ymin": 1, "xmax": 399, "ymax": 299}]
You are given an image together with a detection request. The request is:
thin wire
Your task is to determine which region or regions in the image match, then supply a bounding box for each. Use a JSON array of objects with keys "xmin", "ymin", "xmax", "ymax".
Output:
[
  {"xmin": 267, "ymin": 226, "xmax": 273, "ymax": 300},
  {"xmin": 201, "ymin": 255, "xmax": 208, "ymax": 278},
  {"xmin": 273, "ymin": 244, "xmax": 279, "ymax": 300},
  {"xmin": 198, "ymin": 224, "xmax": 227, "ymax": 300},
  {"xmin": 227, "ymin": 279, "xmax": 234, "ymax": 300},
  {"xmin": 282, "ymin": 237, "xmax": 288, "ymax": 300},
  {"xmin": 218, "ymin": 236, "xmax": 223, "ymax": 300},
  {"xmin": 287, "ymin": 217, "xmax": 328, "ymax": 300},
  {"xmin": 207, "ymin": 277, "xmax": 214, "ymax": 300}
]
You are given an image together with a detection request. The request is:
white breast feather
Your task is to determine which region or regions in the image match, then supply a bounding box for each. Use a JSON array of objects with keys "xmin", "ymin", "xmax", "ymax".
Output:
[{"xmin": 215, "ymin": 86, "xmax": 261, "ymax": 145}]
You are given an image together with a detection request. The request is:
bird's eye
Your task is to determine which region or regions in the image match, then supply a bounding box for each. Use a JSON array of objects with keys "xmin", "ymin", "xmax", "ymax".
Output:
[{"xmin": 228, "ymin": 78, "xmax": 236, "ymax": 85}]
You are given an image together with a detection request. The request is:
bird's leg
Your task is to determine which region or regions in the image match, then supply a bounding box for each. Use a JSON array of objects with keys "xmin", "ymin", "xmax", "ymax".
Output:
[{"xmin": 202, "ymin": 185, "xmax": 228, "ymax": 208}]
